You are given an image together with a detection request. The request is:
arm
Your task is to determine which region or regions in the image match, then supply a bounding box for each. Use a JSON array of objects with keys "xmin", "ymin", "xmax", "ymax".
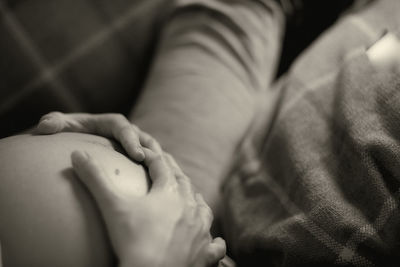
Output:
[
  {"xmin": 35, "ymin": 0, "xmax": 284, "ymax": 211},
  {"xmin": 130, "ymin": 0, "xmax": 285, "ymax": 209}
]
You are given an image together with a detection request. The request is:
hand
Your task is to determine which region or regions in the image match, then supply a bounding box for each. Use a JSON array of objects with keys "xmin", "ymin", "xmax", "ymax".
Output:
[
  {"xmin": 35, "ymin": 112, "xmax": 145, "ymax": 161},
  {"xmin": 71, "ymin": 132, "xmax": 226, "ymax": 267}
]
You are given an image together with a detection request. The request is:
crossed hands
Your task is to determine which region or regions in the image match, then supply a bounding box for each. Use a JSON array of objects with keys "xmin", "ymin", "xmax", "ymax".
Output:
[{"xmin": 31, "ymin": 112, "xmax": 226, "ymax": 267}]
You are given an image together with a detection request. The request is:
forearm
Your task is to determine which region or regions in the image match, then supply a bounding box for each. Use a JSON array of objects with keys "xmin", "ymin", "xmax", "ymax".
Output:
[{"xmin": 131, "ymin": 0, "xmax": 284, "ymax": 209}]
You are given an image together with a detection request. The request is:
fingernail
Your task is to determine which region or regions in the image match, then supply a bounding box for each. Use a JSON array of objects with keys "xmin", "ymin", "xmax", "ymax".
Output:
[
  {"xmin": 136, "ymin": 147, "xmax": 145, "ymax": 161},
  {"xmin": 39, "ymin": 117, "xmax": 50, "ymax": 123},
  {"xmin": 38, "ymin": 118, "xmax": 52, "ymax": 127},
  {"xmin": 36, "ymin": 118, "xmax": 56, "ymax": 134}
]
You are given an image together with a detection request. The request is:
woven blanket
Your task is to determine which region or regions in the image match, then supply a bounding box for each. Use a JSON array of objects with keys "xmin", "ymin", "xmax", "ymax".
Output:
[{"xmin": 221, "ymin": 0, "xmax": 400, "ymax": 266}]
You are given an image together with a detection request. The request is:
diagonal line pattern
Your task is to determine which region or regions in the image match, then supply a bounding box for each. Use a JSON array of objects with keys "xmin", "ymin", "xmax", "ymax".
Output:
[
  {"xmin": 335, "ymin": 190, "xmax": 400, "ymax": 265},
  {"xmin": 268, "ymin": 14, "xmax": 382, "ymax": 137},
  {"xmin": 278, "ymin": 46, "xmax": 366, "ymax": 122},
  {"xmin": 261, "ymin": 171, "xmax": 375, "ymax": 266},
  {"xmin": 0, "ymin": 1, "xmax": 83, "ymax": 112},
  {"xmin": 0, "ymin": 0, "xmax": 158, "ymax": 115}
]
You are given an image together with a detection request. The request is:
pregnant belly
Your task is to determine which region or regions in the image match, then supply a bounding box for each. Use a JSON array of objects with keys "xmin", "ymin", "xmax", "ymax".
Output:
[{"xmin": 0, "ymin": 133, "xmax": 149, "ymax": 267}]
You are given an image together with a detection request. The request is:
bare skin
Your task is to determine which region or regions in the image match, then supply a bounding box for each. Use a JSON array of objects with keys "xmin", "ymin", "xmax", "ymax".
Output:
[
  {"xmin": 71, "ymin": 146, "xmax": 225, "ymax": 267},
  {"xmin": 36, "ymin": 112, "xmax": 146, "ymax": 162},
  {"xmin": 9, "ymin": 112, "xmax": 227, "ymax": 267},
  {"xmin": 0, "ymin": 132, "xmax": 148, "ymax": 267}
]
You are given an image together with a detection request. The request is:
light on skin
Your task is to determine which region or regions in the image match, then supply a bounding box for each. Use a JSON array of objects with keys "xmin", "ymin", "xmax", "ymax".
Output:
[
  {"xmin": 0, "ymin": 133, "xmax": 149, "ymax": 267},
  {"xmin": 0, "ymin": 132, "xmax": 226, "ymax": 267},
  {"xmin": 0, "ymin": 112, "xmax": 227, "ymax": 267}
]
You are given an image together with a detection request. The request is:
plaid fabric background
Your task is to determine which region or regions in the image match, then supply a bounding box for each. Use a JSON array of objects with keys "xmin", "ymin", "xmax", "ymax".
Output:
[
  {"xmin": 2, "ymin": 0, "xmax": 397, "ymax": 265},
  {"xmin": 0, "ymin": 0, "xmax": 361, "ymax": 138},
  {"xmin": 0, "ymin": 0, "xmax": 171, "ymax": 138},
  {"xmin": 221, "ymin": 0, "xmax": 400, "ymax": 266},
  {"xmin": 0, "ymin": 0, "xmax": 369, "ymax": 140}
]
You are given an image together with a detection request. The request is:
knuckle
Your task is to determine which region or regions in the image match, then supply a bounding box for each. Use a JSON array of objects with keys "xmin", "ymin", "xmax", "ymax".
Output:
[
  {"xmin": 141, "ymin": 132, "xmax": 158, "ymax": 147},
  {"xmin": 147, "ymin": 137, "xmax": 157, "ymax": 146},
  {"xmin": 131, "ymin": 124, "xmax": 140, "ymax": 132},
  {"xmin": 117, "ymin": 114, "xmax": 128, "ymax": 124},
  {"xmin": 48, "ymin": 111, "xmax": 63, "ymax": 117},
  {"xmin": 148, "ymin": 138, "xmax": 162, "ymax": 152},
  {"xmin": 119, "ymin": 124, "xmax": 134, "ymax": 137},
  {"xmin": 203, "ymin": 206, "xmax": 213, "ymax": 221},
  {"xmin": 109, "ymin": 113, "xmax": 127, "ymax": 125},
  {"xmin": 151, "ymin": 153, "xmax": 164, "ymax": 163},
  {"xmin": 43, "ymin": 111, "xmax": 62, "ymax": 120},
  {"xmin": 154, "ymin": 153, "xmax": 163, "ymax": 161},
  {"xmin": 111, "ymin": 113, "xmax": 124, "ymax": 120}
]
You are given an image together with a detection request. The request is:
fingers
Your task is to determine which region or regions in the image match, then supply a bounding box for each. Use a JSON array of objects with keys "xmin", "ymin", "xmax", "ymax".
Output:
[
  {"xmin": 132, "ymin": 131, "xmax": 174, "ymax": 193},
  {"xmin": 198, "ymin": 197, "xmax": 225, "ymax": 265},
  {"xmin": 138, "ymin": 130, "xmax": 163, "ymax": 154},
  {"xmin": 36, "ymin": 112, "xmax": 69, "ymax": 134},
  {"xmin": 37, "ymin": 112, "xmax": 145, "ymax": 161},
  {"xmin": 71, "ymin": 150, "xmax": 119, "ymax": 212},
  {"xmin": 164, "ymin": 153, "xmax": 193, "ymax": 195},
  {"xmin": 164, "ymin": 153, "xmax": 184, "ymax": 176},
  {"xmin": 143, "ymin": 148, "xmax": 176, "ymax": 193},
  {"xmin": 195, "ymin": 193, "xmax": 213, "ymax": 231},
  {"xmin": 113, "ymin": 123, "xmax": 145, "ymax": 162},
  {"xmin": 207, "ymin": 237, "xmax": 227, "ymax": 265},
  {"xmin": 195, "ymin": 192, "xmax": 222, "ymax": 266},
  {"xmin": 218, "ymin": 255, "xmax": 237, "ymax": 267}
]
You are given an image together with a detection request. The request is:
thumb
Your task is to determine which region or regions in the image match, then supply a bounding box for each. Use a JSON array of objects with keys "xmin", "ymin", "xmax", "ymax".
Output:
[
  {"xmin": 207, "ymin": 237, "xmax": 226, "ymax": 265},
  {"xmin": 71, "ymin": 150, "xmax": 120, "ymax": 212}
]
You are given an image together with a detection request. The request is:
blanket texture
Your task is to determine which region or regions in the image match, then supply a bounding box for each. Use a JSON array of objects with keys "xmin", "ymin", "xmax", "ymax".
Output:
[
  {"xmin": 2, "ymin": 0, "xmax": 399, "ymax": 266},
  {"xmin": 221, "ymin": 0, "xmax": 400, "ymax": 266}
]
